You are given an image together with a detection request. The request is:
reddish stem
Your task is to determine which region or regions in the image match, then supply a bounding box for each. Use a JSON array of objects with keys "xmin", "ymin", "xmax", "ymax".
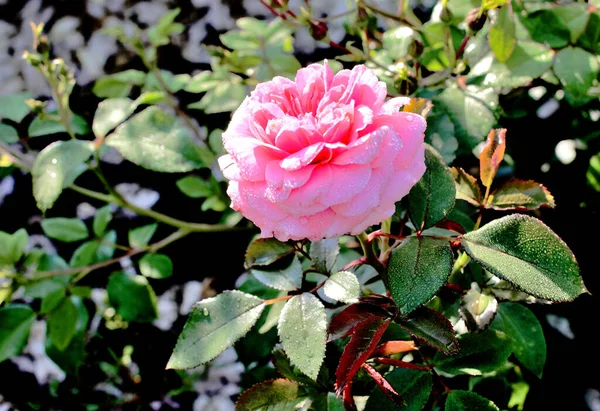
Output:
[
  {"xmin": 455, "ymin": 35, "xmax": 470, "ymax": 60},
  {"xmin": 372, "ymin": 357, "xmax": 431, "ymax": 372}
]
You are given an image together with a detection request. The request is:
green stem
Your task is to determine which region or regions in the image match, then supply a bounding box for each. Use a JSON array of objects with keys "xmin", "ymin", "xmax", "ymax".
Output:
[{"xmin": 357, "ymin": 231, "xmax": 385, "ymax": 275}]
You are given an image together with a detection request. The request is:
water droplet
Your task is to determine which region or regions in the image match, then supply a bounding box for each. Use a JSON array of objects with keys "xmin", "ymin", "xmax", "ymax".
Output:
[
  {"xmin": 203, "ymin": 308, "xmax": 209, "ymax": 316},
  {"xmin": 51, "ymin": 158, "xmax": 57, "ymax": 164}
]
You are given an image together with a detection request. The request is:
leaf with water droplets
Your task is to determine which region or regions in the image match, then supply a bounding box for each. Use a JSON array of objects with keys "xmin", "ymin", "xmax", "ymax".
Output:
[
  {"xmin": 310, "ymin": 238, "xmax": 339, "ymax": 274},
  {"xmin": 92, "ymin": 98, "xmax": 137, "ymax": 139},
  {"xmin": 105, "ymin": 106, "xmax": 212, "ymax": 172},
  {"xmin": 461, "ymin": 214, "xmax": 585, "ymax": 301},
  {"xmin": 32, "ymin": 140, "xmax": 94, "ymax": 212},
  {"xmin": 324, "ymin": 271, "xmax": 360, "ymax": 303},
  {"xmin": 445, "ymin": 390, "xmax": 499, "ymax": 411},
  {"xmin": 486, "ymin": 179, "xmax": 555, "ymax": 210},
  {"xmin": 168, "ymin": 290, "xmax": 264, "ymax": 369},
  {"xmin": 235, "ymin": 379, "xmax": 307, "ymax": 410},
  {"xmin": 396, "ymin": 307, "xmax": 459, "ymax": 354},
  {"xmin": 450, "ymin": 168, "xmax": 482, "ymax": 206},
  {"xmin": 250, "ymin": 256, "xmax": 302, "ymax": 291},
  {"xmin": 278, "ymin": 293, "xmax": 327, "ymax": 380},
  {"xmin": 245, "ymin": 238, "xmax": 295, "ymax": 269},
  {"xmin": 388, "ymin": 237, "xmax": 453, "ymax": 314}
]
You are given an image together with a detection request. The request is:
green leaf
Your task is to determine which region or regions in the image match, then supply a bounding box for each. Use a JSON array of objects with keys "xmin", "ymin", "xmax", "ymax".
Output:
[
  {"xmin": 521, "ymin": 10, "xmax": 571, "ymax": 49},
  {"xmin": 41, "ymin": 288, "xmax": 66, "ymax": 314},
  {"xmin": 245, "ymin": 238, "xmax": 296, "ymax": 268},
  {"xmin": 383, "ymin": 26, "xmax": 418, "ymax": 59},
  {"xmin": 587, "ymin": 152, "xmax": 600, "ymax": 191},
  {"xmin": 28, "ymin": 114, "xmax": 89, "ymax": 137},
  {"xmin": 489, "ymin": 5, "xmax": 517, "ymax": 63},
  {"xmin": 47, "ymin": 297, "xmax": 78, "ymax": 351},
  {"xmin": 250, "ymin": 256, "xmax": 303, "ymax": 291},
  {"xmin": 577, "ymin": 12, "xmax": 600, "ymax": 54},
  {"xmin": 139, "ymin": 253, "xmax": 173, "ymax": 279},
  {"xmin": 461, "ymin": 214, "xmax": 585, "ymax": 301},
  {"xmin": 188, "ymin": 80, "xmax": 247, "ymax": 114},
  {"xmin": 0, "ymin": 228, "xmax": 29, "ymax": 266},
  {"xmin": 396, "ymin": 307, "xmax": 459, "ymax": 354},
  {"xmin": 470, "ymin": 42, "xmax": 554, "ymax": 88},
  {"xmin": 235, "ymin": 379, "xmax": 305, "ymax": 410},
  {"xmin": 434, "ymin": 86, "xmax": 498, "ymax": 150},
  {"xmin": 434, "ymin": 328, "xmax": 513, "ymax": 376},
  {"xmin": 425, "ymin": 112, "xmax": 458, "ymax": 164},
  {"xmin": 167, "ymin": 290, "xmax": 265, "ymax": 369},
  {"xmin": 450, "ymin": 168, "xmax": 482, "ymax": 206},
  {"xmin": 323, "ymin": 271, "xmax": 360, "ymax": 303},
  {"xmin": 148, "ymin": 8, "xmax": 184, "ymax": 46},
  {"xmin": 310, "ymin": 239, "xmax": 339, "ymax": 274},
  {"xmin": 41, "ymin": 218, "xmax": 89, "ymax": 243},
  {"xmin": 0, "ymin": 93, "xmax": 32, "ymax": 122},
  {"xmin": 69, "ymin": 241, "xmax": 99, "ymax": 268},
  {"xmin": 408, "ymin": 145, "xmax": 456, "ymax": 230},
  {"xmin": 508, "ymin": 381, "xmax": 529, "ymax": 411},
  {"xmin": 493, "ymin": 302, "xmax": 546, "ymax": 378},
  {"xmin": 486, "ymin": 180, "xmax": 555, "ymax": 210},
  {"xmin": 107, "ymin": 273, "xmax": 158, "ymax": 322},
  {"xmin": 0, "ymin": 123, "xmax": 19, "ymax": 143},
  {"xmin": 271, "ymin": 348, "xmax": 317, "ymax": 386},
  {"xmin": 46, "ymin": 332, "xmax": 85, "ymax": 375},
  {"xmin": 128, "ymin": 223, "xmax": 158, "ymax": 249},
  {"xmin": 552, "ymin": 4, "xmax": 590, "ymax": 43},
  {"xmin": 176, "ymin": 175, "xmax": 213, "ymax": 198},
  {"xmin": 93, "ymin": 205, "xmax": 112, "ymax": 237},
  {"xmin": 388, "ymin": 237, "xmax": 453, "ymax": 314},
  {"xmin": 92, "ymin": 98, "xmax": 137, "ymax": 139},
  {"xmin": 105, "ymin": 106, "xmax": 209, "ymax": 172},
  {"xmin": 92, "ymin": 69, "xmax": 146, "ymax": 98},
  {"xmin": 445, "ymin": 391, "xmax": 499, "ymax": 411},
  {"xmin": 365, "ymin": 368, "xmax": 433, "ymax": 411},
  {"xmin": 553, "ymin": 47, "xmax": 599, "ymax": 107},
  {"xmin": 0, "ymin": 304, "xmax": 36, "ymax": 362},
  {"xmin": 32, "ymin": 140, "xmax": 94, "ymax": 211},
  {"xmin": 278, "ymin": 293, "xmax": 327, "ymax": 379}
]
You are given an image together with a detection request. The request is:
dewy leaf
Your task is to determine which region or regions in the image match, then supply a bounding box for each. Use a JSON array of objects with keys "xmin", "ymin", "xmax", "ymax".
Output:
[
  {"xmin": 235, "ymin": 379, "xmax": 305, "ymax": 411},
  {"xmin": 92, "ymin": 97, "xmax": 138, "ymax": 139},
  {"xmin": 486, "ymin": 179, "xmax": 555, "ymax": 210},
  {"xmin": 278, "ymin": 293, "xmax": 327, "ymax": 380},
  {"xmin": 396, "ymin": 307, "xmax": 459, "ymax": 354},
  {"xmin": 105, "ymin": 106, "xmax": 209, "ymax": 172},
  {"xmin": 32, "ymin": 140, "xmax": 94, "ymax": 212},
  {"xmin": 128, "ymin": 223, "xmax": 158, "ymax": 249},
  {"xmin": 493, "ymin": 302, "xmax": 546, "ymax": 378},
  {"xmin": 139, "ymin": 253, "xmax": 173, "ymax": 279},
  {"xmin": 425, "ymin": 112, "xmax": 458, "ymax": 164},
  {"xmin": 41, "ymin": 218, "xmax": 89, "ymax": 243},
  {"xmin": 364, "ymin": 368, "xmax": 433, "ymax": 411},
  {"xmin": 47, "ymin": 297, "xmax": 78, "ymax": 351},
  {"xmin": 553, "ymin": 47, "xmax": 600, "ymax": 107},
  {"xmin": 388, "ymin": 237, "xmax": 453, "ymax": 314},
  {"xmin": 445, "ymin": 390, "xmax": 499, "ymax": 411},
  {"xmin": 479, "ymin": 128, "xmax": 506, "ymax": 188},
  {"xmin": 0, "ymin": 228, "xmax": 29, "ymax": 266},
  {"xmin": 408, "ymin": 145, "xmax": 456, "ymax": 230},
  {"xmin": 435, "ymin": 86, "xmax": 498, "ymax": 150},
  {"xmin": 107, "ymin": 273, "xmax": 158, "ymax": 323},
  {"xmin": 310, "ymin": 238, "xmax": 339, "ymax": 274},
  {"xmin": 489, "ymin": 4, "xmax": 516, "ymax": 63},
  {"xmin": 168, "ymin": 290, "xmax": 264, "ymax": 369},
  {"xmin": 250, "ymin": 256, "xmax": 303, "ymax": 291},
  {"xmin": 245, "ymin": 238, "xmax": 295, "ymax": 268},
  {"xmin": 450, "ymin": 168, "xmax": 482, "ymax": 206},
  {"xmin": 336, "ymin": 316, "xmax": 390, "ymax": 394},
  {"xmin": 461, "ymin": 214, "xmax": 586, "ymax": 301},
  {"xmin": 0, "ymin": 304, "xmax": 36, "ymax": 362},
  {"xmin": 324, "ymin": 271, "xmax": 360, "ymax": 303},
  {"xmin": 328, "ymin": 301, "xmax": 391, "ymax": 342},
  {"xmin": 433, "ymin": 328, "xmax": 512, "ymax": 376}
]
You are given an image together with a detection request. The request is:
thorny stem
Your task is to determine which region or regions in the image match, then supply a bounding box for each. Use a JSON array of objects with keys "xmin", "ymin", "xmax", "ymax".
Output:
[{"xmin": 357, "ymin": 231, "xmax": 386, "ymax": 275}]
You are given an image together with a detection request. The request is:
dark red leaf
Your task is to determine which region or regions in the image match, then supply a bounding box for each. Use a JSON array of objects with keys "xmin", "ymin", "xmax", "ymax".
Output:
[
  {"xmin": 362, "ymin": 363, "xmax": 406, "ymax": 407},
  {"xmin": 328, "ymin": 297, "xmax": 394, "ymax": 342},
  {"xmin": 335, "ymin": 316, "xmax": 390, "ymax": 395},
  {"xmin": 342, "ymin": 381, "xmax": 357, "ymax": 411},
  {"xmin": 395, "ymin": 307, "xmax": 459, "ymax": 354}
]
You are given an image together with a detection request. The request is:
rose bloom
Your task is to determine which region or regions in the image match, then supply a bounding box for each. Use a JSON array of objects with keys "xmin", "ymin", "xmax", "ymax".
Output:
[{"xmin": 218, "ymin": 62, "xmax": 426, "ymax": 241}]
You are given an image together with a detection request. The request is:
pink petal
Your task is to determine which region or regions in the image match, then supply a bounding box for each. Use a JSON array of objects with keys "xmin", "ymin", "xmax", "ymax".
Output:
[
  {"xmin": 320, "ymin": 164, "xmax": 371, "ymax": 207},
  {"xmin": 332, "ymin": 129, "xmax": 384, "ymax": 166},
  {"xmin": 280, "ymin": 142, "xmax": 325, "ymax": 171}
]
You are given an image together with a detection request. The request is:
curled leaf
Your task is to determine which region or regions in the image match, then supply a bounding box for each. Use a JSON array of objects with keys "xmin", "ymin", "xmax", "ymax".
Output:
[
  {"xmin": 480, "ymin": 128, "xmax": 506, "ymax": 188},
  {"xmin": 486, "ymin": 180, "xmax": 555, "ymax": 210}
]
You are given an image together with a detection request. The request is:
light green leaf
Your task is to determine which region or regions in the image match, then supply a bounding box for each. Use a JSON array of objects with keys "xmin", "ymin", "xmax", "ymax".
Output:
[
  {"xmin": 93, "ymin": 205, "xmax": 112, "ymax": 237},
  {"xmin": 0, "ymin": 304, "xmax": 36, "ymax": 362},
  {"xmin": 148, "ymin": 8, "xmax": 184, "ymax": 46},
  {"xmin": 450, "ymin": 168, "xmax": 482, "ymax": 206},
  {"xmin": 310, "ymin": 239, "xmax": 339, "ymax": 274},
  {"xmin": 445, "ymin": 391, "xmax": 499, "ymax": 411},
  {"xmin": 425, "ymin": 112, "xmax": 458, "ymax": 164},
  {"xmin": 139, "ymin": 253, "xmax": 173, "ymax": 279},
  {"xmin": 251, "ymin": 256, "xmax": 302, "ymax": 291},
  {"xmin": 128, "ymin": 223, "xmax": 158, "ymax": 249},
  {"xmin": 383, "ymin": 26, "xmax": 417, "ymax": 59},
  {"xmin": 0, "ymin": 93, "xmax": 32, "ymax": 122},
  {"xmin": 245, "ymin": 238, "xmax": 295, "ymax": 269},
  {"xmin": 0, "ymin": 228, "xmax": 29, "ymax": 266},
  {"xmin": 69, "ymin": 241, "xmax": 99, "ymax": 268},
  {"xmin": 176, "ymin": 175, "xmax": 213, "ymax": 198},
  {"xmin": 107, "ymin": 272, "xmax": 158, "ymax": 322},
  {"xmin": 0, "ymin": 123, "xmax": 19, "ymax": 143},
  {"xmin": 97, "ymin": 230, "xmax": 117, "ymax": 261},
  {"xmin": 365, "ymin": 368, "xmax": 433, "ymax": 411},
  {"xmin": 552, "ymin": 4, "xmax": 590, "ymax": 43},
  {"xmin": 408, "ymin": 145, "xmax": 456, "ymax": 230},
  {"xmin": 235, "ymin": 379, "xmax": 305, "ymax": 411},
  {"xmin": 553, "ymin": 47, "xmax": 600, "ymax": 107},
  {"xmin": 28, "ymin": 114, "xmax": 89, "ymax": 138},
  {"xmin": 167, "ymin": 290, "xmax": 265, "ymax": 369},
  {"xmin": 434, "ymin": 328, "xmax": 512, "ymax": 375},
  {"xmin": 388, "ymin": 237, "xmax": 453, "ymax": 314},
  {"xmin": 493, "ymin": 302, "xmax": 546, "ymax": 378},
  {"xmin": 105, "ymin": 106, "xmax": 209, "ymax": 172},
  {"xmin": 41, "ymin": 218, "xmax": 89, "ymax": 243},
  {"xmin": 323, "ymin": 271, "xmax": 360, "ymax": 303},
  {"xmin": 587, "ymin": 152, "xmax": 600, "ymax": 192},
  {"xmin": 489, "ymin": 5, "xmax": 517, "ymax": 63},
  {"xmin": 508, "ymin": 381, "xmax": 530, "ymax": 411},
  {"xmin": 188, "ymin": 80, "xmax": 247, "ymax": 114},
  {"xmin": 278, "ymin": 293, "xmax": 327, "ymax": 379},
  {"xmin": 47, "ymin": 297, "xmax": 78, "ymax": 351},
  {"xmin": 92, "ymin": 98, "xmax": 137, "ymax": 139},
  {"xmin": 92, "ymin": 69, "xmax": 146, "ymax": 98},
  {"xmin": 461, "ymin": 214, "xmax": 586, "ymax": 301},
  {"xmin": 31, "ymin": 140, "xmax": 94, "ymax": 211}
]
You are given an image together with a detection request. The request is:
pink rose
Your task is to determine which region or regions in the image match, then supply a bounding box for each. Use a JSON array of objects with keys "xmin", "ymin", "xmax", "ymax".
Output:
[{"xmin": 218, "ymin": 62, "xmax": 426, "ymax": 241}]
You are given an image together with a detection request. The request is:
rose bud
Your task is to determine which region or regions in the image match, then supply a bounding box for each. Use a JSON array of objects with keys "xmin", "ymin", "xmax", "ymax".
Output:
[
  {"xmin": 466, "ymin": 8, "xmax": 487, "ymax": 33},
  {"xmin": 309, "ymin": 21, "xmax": 328, "ymax": 41}
]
